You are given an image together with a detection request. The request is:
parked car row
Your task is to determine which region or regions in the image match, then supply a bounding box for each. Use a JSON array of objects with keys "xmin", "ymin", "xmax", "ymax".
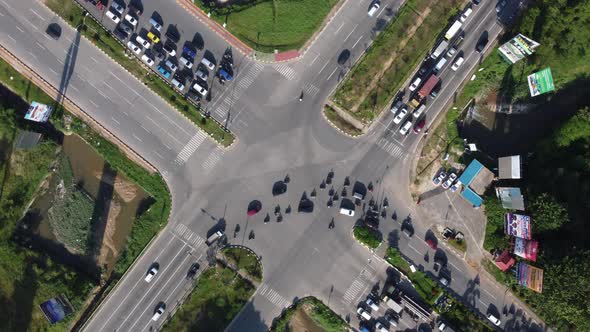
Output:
[
  {"xmin": 432, "ymin": 169, "xmax": 462, "ymax": 192},
  {"xmin": 389, "ymin": 101, "xmax": 426, "ymax": 136},
  {"xmin": 102, "ymin": 0, "xmax": 231, "ymax": 102}
]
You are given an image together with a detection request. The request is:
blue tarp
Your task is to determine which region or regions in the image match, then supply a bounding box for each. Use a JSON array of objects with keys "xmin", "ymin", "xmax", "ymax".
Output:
[
  {"xmin": 458, "ymin": 159, "xmax": 484, "ymax": 186},
  {"xmin": 462, "ymin": 187, "xmax": 483, "ymax": 207}
]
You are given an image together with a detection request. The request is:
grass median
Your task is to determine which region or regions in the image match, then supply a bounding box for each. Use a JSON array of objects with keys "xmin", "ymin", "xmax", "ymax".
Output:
[
  {"xmin": 0, "ymin": 53, "xmax": 170, "ymax": 329},
  {"xmin": 162, "ymin": 264, "xmax": 255, "ymax": 332},
  {"xmin": 271, "ymin": 297, "xmax": 348, "ymax": 332},
  {"xmin": 385, "ymin": 247, "xmax": 441, "ymax": 305},
  {"xmin": 194, "ymin": 0, "xmax": 339, "ymax": 52},
  {"xmin": 324, "ymin": 105, "xmax": 363, "ymax": 136},
  {"xmin": 221, "ymin": 247, "xmax": 262, "ymax": 282},
  {"xmin": 333, "ymin": 0, "xmax": 462, "ymax": 123},
  {"xmin": 46, "ymin": 0, "xmax": 234, "ymax": 146}
]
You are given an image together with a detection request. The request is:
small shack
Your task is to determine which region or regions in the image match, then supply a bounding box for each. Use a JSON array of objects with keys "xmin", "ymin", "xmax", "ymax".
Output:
[
  {"xmin": 498, "ymin": 155, "xmax": 522, "ymax": 179},
  {"xmin": 496, "ymin": 187, "xmax": 525, "ymax": 210}
]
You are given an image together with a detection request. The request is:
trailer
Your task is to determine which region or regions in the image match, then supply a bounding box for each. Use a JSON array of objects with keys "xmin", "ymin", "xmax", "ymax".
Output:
[
  {"xmin": 445, "ymin": 20, "xmax": 463, "ymax": 40},
  {"xmin": 418, "ymin": 74, "xmax": 440, "ymax": 99}
]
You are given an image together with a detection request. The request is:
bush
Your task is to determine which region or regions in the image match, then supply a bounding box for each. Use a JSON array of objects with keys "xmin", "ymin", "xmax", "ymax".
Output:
[{"xmin": 353, "ymin": 225, "xmax": 381, "ymax": 249}]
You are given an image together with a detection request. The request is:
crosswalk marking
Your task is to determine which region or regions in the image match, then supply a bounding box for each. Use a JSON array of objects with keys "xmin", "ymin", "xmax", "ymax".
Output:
[
  {"xmin": 303, "ymin": 83, "xmax": 320, "ymax": 97},
  {"xmin": 258, "ymin": 283, "xmax": 290, "ymax": 309},
  {"xmin": 273, "ymin": 64, "xmax": 297, "ymax": 80},
  {"xmin": 342, "ymin": 279, "xmax": 364, "ymax": 304},
  {"xmin": 173, "ymin": 223, "xmax": 205, "ymax": 249},
  {"xmin": 201, "ymin": 149, "xmax": 223, "ymax": 172},
  {"xmin": 376, "ymin": 137, "xmax": 405, "ymax": 159},
  {"xmin": 172, "ymin": 131, "xmax": 207, "ymax": 166}
]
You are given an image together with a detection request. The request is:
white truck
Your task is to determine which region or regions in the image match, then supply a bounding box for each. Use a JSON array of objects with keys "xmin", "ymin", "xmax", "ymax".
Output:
[
  {"xmin": 444, "ymin": 20, "xmax": 462, "ymax": 40},
  {"xmin": 206, "ymin": 231, "xmax": 224, "ymax": 246},
  {"xmin": 430, "ymin": 40, "xmax": 449, "ymax": 59},
  {"xmin": 383, "ymin": 295, "xmax": 404, "ymax": 315}
]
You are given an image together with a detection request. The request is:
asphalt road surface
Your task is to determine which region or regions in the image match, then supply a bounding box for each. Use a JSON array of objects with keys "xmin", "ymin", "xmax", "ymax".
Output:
[{"xmin": 0, "ymin": 0, "xmax": 546, "ymax": 331}]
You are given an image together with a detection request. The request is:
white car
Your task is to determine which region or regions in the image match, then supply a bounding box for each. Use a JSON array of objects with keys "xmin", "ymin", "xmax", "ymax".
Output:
[
  {"xmin": 124, "ymin": 14, "xmax": 138, "ymax": 27},
  {"xmin": 179, "ymin": 55, "xmax": 194, "ymax": 69},
  {"xmin": 357, "ymin": 307, "xmax": 371, "ymax": 321},
  {"xmin": 141, "ymin": 54, "xmax": 154, "ymax": 67},
  {"xmin": 152, "ymin": 304, "xmax": 165, "ymax": 321},
  {"xmin": 442, "ymin": 173, "xmax": 457, "ymax": 189},
  {"xmin": 126, "ymin": 41, "xmax": 141, "ymax": 55},
  {"xmin": 439, "ymin": 276, "xmax": 449, "ymax": 286},
  {"xmin": 450, "ymin": 180, "xmax": 462, "ymax": 192},
  {"xmin": 339, "ymin": 207, "xmax": 354, "ymax": 217},
  {"xmin": 393, "ymin": 106, "xmax": 408, "ymax": 124},
  {"xmin": 451, "ymin": 56, "xmax": 464, "ymax": 71},
  {"xmin": 111, "ymin": 1, "xmax": 124, "ymax": 15},
  {"xmin": 195, "ymin": 69, "xmax": 208, "ymax": 81},
  {"xmin": 144, "ymin": 266, "xmax": 158, "ymax": 282},
  {"xmin": 433, "ymin": 171, "xmax": 447, "ymax": 186},
  {"xmin": 165, "ymin": 60, "xmax": 178, "ymax": 72},
  {"xmin": 135, "ymin": 35, "xmax": 151, "ymax": 49},
  {"xmin": 105, "ymin": 10, "xmax": 120, "ymax": 24},
  {"xmin": 409, "ymin": 77, "xmax": 422, "ymax": 91},
  {"xmin": 487, "ymin": 314, "xmax": 501, "ymax": 326},
  {"xmin": 366, "ymin": 298, "xmax": 379, "ymax": 311},
  {"xmin": 446, "ymin": 47, "xmax": 457, "ymax": 58},
  {"xmin": 375, "ymin": 322, "xmax": 388, "ymax": 332},
  {"xmin": 399, "ymin": 120, "xmax": 412, "ymax": 135},
  {"xmin": 193, "ymin": 83, "xmax": 208, "ymax": 97}
]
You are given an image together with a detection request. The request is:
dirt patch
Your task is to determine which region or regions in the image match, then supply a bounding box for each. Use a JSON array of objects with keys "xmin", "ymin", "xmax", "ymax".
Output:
[
  {"xmin": 96, "ymin": 200, "xmax": 122, "ymax": 268},
  {"xmin": 93, "ymin": 171, "xmax": 138, "ymax": 203},
  {"xmin": 286, "ymin": 303, "xmax": 325, "ymax": 332}
]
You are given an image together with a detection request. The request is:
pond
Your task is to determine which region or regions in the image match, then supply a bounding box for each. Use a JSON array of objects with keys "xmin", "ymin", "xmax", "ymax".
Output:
[{"xmin": 22, "ymin": 134, "xmax": 150, "ymax": 276}]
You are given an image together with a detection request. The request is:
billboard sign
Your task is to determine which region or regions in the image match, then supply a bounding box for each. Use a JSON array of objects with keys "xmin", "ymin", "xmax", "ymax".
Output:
[
  {"xmin": 514, "ymin": 238, "xmax": 539, "ymax": 261},
  {"xmin": 498, "ymin": 34, "xmax": 540, "ymax": 64},
  {"xmin": 504, "ymin": 213, "xmax": 532, "ymax": 239},
  {"xmin": 39, "ymin": 296, "xmax": 73, "ymax": 324},
  {"xmin": 25, "ymin": 101, "xmax": 53, "ymax": 123},
  {"xmin": 528, "ymin": 68, "xmax": 555, "ymax": 97},
  {"xmin": 517, "ymin": 262, "xmax": 544, "ymax": 293}
]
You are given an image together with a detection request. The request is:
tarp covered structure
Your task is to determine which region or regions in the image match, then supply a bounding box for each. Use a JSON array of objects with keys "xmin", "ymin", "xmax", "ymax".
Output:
[{"xmin": 496, "ymin": 187, "xmax": 525, "ymax": 210}]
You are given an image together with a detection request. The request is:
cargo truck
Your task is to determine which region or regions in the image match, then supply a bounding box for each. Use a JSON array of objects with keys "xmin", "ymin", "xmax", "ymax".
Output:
[
  {"xmin": 408, "ymin": 74, "xmax": 440, "ymax": 109},
  {"xmin": 430, "ymin": 40, "xmax": 449, "ymax": 59}
]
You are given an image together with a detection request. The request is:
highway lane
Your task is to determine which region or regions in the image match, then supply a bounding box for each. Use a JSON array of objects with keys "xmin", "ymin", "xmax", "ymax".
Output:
[{"xmin": 0, "ymin": 0, "xmax": 548, "ymax": 331}]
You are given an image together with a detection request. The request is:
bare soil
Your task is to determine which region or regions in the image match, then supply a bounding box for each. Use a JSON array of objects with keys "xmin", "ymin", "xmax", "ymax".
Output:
[
  {"xmin": 287, "ymin": 303, "xmax": 325, "ymax": 332},
  {"xmin": 97, "ymin": 201, "xmax": 122, "ymax": 268},
  {"xmin": 93, "ymin": 171, "xmax": 138, "ymax": 203}
]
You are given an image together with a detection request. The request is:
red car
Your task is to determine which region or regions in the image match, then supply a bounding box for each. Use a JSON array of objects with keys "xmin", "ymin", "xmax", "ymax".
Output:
[
  {"xmin": 413, "ymin": 118, "xmax": 426, "ymax": 133},
  {"xmin": 426, "ymin": 239, "xmax": 438, "ymax": 250}
]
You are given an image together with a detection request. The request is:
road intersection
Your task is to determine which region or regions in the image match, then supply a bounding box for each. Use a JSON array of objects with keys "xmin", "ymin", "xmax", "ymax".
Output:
[{"xmin": 0, "ymin": 0, "xmax": 547, "ymax": 331}]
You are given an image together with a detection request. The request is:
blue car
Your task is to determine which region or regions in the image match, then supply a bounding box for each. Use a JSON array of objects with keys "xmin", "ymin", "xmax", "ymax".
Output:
[
  {"xmin": 182, "ymin": 46, "xmax": 196, "ymax": 59},
  {"xmin": 218, "ymin": 68, "xmax": 233, "ymax": 81},
  {"xmin": 157, "ymin": 65, "xmax": 171, "ymax": 79}
]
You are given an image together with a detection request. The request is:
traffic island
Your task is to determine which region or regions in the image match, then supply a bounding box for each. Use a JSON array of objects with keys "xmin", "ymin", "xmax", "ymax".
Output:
[
  {"xmin": 270, "ymin": 297, "xmax": 349, "ymax": 332},
  {"xmin": 220, "ymin": 246, "xmax": 263, "ymax": 283},
  {"xmin": 323, "ymin": 104, "xmax": 364, "ymax": 137},
  {"xmin": 353, "ymin": 225, "xmax": 382, "ymax": 250}
]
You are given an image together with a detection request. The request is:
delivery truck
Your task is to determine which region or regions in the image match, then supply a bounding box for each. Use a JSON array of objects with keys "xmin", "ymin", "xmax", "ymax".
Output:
[{"xmin": 206, "ymin": 231, "xmax": 224, "ymax": 246}]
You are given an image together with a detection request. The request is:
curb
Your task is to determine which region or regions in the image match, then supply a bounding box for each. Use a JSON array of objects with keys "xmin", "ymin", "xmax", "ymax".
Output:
[
  {"xmin": 321, "ymin": 107, "xmax": 364, "ymax": 139},
  {"xmin": 65, "ymin": 0, "xmax": 236, "ymax": 149}
]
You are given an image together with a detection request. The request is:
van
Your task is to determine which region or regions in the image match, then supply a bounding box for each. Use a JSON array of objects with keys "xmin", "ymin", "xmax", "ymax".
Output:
[
  {"xmin": 413, "ymin": 104, "xmax": 426, "ymax": 119},
  {"xmin": 451, "ymin": 57, "xmax": 464, "ymax": 71},
  {"xmin": 367, "ymin": 2, "xmax": 380, "ymax": 17},
  {"xmin": 434, "ymin": 57, "xmax": 447, "ymax": 73},
  {"xmin": 200, "ymin": 57, "xmax": 216, "ymax": 71},
  {"xmin": 460, "ymin": 7, "xmax": 473, "ymax": 22}
]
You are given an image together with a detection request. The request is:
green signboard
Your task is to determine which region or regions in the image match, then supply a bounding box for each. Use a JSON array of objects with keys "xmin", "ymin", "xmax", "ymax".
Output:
[{"xmin": 527, "ymin": 68, "xmax": 555, "ymax": 97}]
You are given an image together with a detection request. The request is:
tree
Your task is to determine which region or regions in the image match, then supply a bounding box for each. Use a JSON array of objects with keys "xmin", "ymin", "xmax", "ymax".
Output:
[
  {"xmin": 555, "ymin": 107, "xmax": 590, "ymax": 147},
  {"xmin": 528, "ymin": 193, "xmax": 569, "ymax": 233}
]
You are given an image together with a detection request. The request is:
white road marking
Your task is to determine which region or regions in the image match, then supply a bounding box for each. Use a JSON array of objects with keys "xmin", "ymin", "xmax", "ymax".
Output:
[
  {"xmin": 132, "ymin": 133, "xmax": 142, "ymax": 142},
  {"xmin": 309, "ymin": 53, "xmax": 319, "ymax": 66},
  {"xmin": 172, "ymin": 131, "xmax": 207, "ymax": 166},
  {"xmin": 26, "ymin": 51, "xmax": 37, "ymax": 60},
  {"xmin": 326, "ymin": 67, "xmax": 338, "ymax": 80},
  {"xmin": 48, "ymin": 68, "xmax": 58, "ymax": 76},
  {"xmin": 0, "ymin": 0, "xmax": 12, "ymax": 9},
  {"xmin": 35, "ymin": 41, "xmax": 46, "ymax": 50},
  {"xmin": 29, "ymin": 8, "xmax": 45, "ymax": 21},
  {"xmin": 89, "ymin": 99, "xmax": 98, "ymax": 107},
  {"xmin": 482, "ymin": 288, "xmax": 497, "ymax": 300},
  {"xmin": 318, "ymin": 61, "xmax": 329, "ymax": 74},
  {"xmin": 15, "ymin": 26, "xmax": 24, "ymax": 33},
  {"xmin": 6, "ymin": 35, "xmax": 15, "ymax": 42},
  {"xmin": 352, "ymin": 35, "xmax": 363, "ymax": 49},
  {"xmin": 448, "ymin": 261, "xmax": 460, "ymax": 271},
  {"xmin": 23, "ymin": 18, "xmax": 38, "ymax": 30},
  {"xmin": 478, "ymin": 299, "xmax": 487, "ymax": 307},
  {"xmin": 90, "ymin": 56, "xmax": 99, "ymax": 63},
  {"xmin": 344, "ymin": 24, "xmax": 357, "ymax": 41},
  {"xmin": 407, "ymin": 243, "xmax": 422, "ymax": 255},
  {"xmin": 70, "ymin": 84, "xmax": 79, "ymax": 92},
  {"xmin": 334, "ymin": 21, "xmax": 344, "ymax": 34},
  {"xmin": 111, "ymin": 117, "xmax": 120, "ymax": 125}
]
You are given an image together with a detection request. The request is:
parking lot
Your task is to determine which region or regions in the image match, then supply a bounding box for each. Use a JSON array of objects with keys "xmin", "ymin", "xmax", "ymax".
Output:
[{"xmin": 79, "ymin": 0, "xmax": 243, "ymax": 113}]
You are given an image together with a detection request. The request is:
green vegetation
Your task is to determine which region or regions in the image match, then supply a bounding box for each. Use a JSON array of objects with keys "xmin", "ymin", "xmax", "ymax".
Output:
[
  {"xmin": 0, "ymin": 48, "xmax": 171, "ymax": 329},
  {"xmin": 195, "ymin": 0, "xmax": 338, "ymax": 52},
  {"xmin": 439, "ymin": 296, "xmax": 493, "ymax": 332},
  {"xmin": 353, "ymin": 225, "xmax": 381, "ymax": 249},
  {"xmin": 385, "ymin": 247, "xmax": 441, "ymax": 304},
  {"xmin": 333, "ymin": 0, "xmax": 462, "ymax": 122},
  {"xmin": 46, "ymin": 0, "xmax": 234, "ymax": 146},
  {"xmin": 271, "ymin": 297, "xmax": 348, "ymax": 332},
  {"xmin": 48, "ymin": 155, "xmax": 95, "ymax": 255},
  {"xmin": 471, "ymin": 1, "xmax": 590, "ymax": 329},
  {"xmin": 447, "ymin": 237, "xmax": 466, "ymax": 253},
  {"xmin": 323, "ymin": 105, "xmax": 363, "ymax": 136},
  {"xmin": 222, "ymin": 247, "xmax": 262, "ymax": 282},
  {"xmin": 163, "ymin": 265, "xmax": 255, "ymax": 332}
]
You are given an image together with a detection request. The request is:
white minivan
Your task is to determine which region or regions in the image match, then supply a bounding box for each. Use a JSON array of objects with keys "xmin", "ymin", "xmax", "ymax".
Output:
[
  {"xmin": 368, "ymin": 2, "xmax": 380, "ymax": 17},
  {"xmin": 451, "ymin": 56, "xmax": 465, "ymax": 71}
]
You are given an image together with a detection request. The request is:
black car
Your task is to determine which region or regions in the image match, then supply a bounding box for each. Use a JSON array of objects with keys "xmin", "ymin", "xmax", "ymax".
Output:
[
  {"xmin": 476, "ymin": 38, "xmax": 488, "ymax": 52},
  {"xmin": 186, "ymin": 89, "xmax": 201, "ymax": 103},
  {"xmin": 113, "ymin": 27, "xmax": 129, "ymax": 41},
  {"xmin": 187, "ymin": 263, "xmax": 200, "ymax": 279},
  {"xmin": 46, "ymin": 23, "xmax": 62, "ymax": 40},
  {"xmin": 118, "ymin": 21, "xmax": 133, "ymax": 35},
  {"xmin": 472, "ymin": 0, "xmax": 481, "ymax": 4},
  {"xmin": 165, "ymin": 29, "xmax": 180, "ymax": 43}
]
